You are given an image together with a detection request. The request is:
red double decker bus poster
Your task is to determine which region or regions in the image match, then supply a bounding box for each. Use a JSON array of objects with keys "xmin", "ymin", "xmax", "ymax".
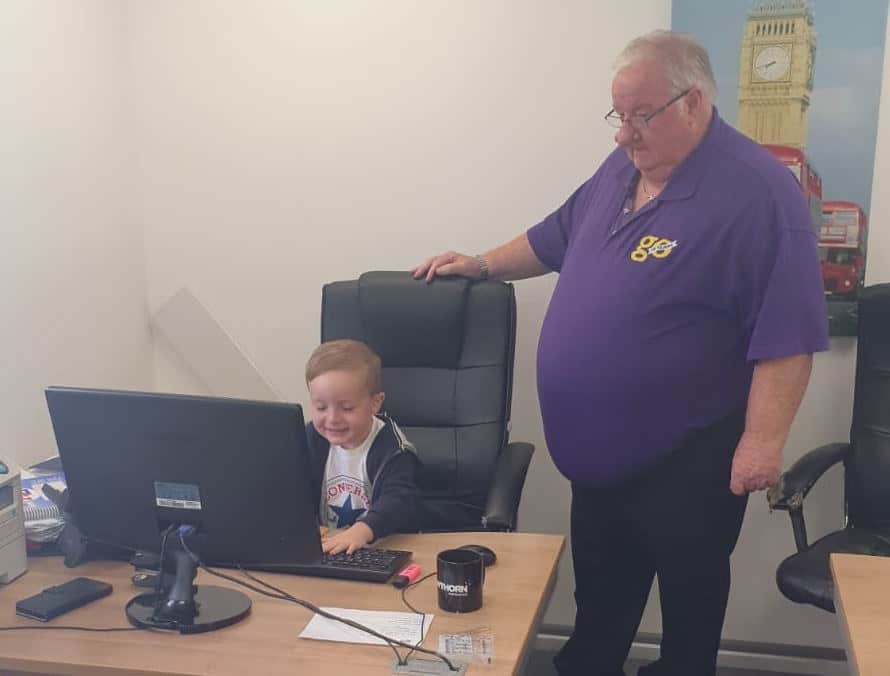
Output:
[{"xmin": 673, "ymin": 0, "xmax": 889, "ymax": 336}]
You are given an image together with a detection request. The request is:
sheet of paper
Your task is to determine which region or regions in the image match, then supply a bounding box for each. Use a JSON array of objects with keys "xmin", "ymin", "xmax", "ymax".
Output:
[{"xmin": 299, "ymin": 607, "xmax": 433, "ymax": 645}]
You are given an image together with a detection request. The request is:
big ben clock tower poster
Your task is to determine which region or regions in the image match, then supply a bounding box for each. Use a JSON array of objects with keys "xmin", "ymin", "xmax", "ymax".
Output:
[{"xmin": 672, "ymin": 0, "xmax": 888, "ymax": 336}]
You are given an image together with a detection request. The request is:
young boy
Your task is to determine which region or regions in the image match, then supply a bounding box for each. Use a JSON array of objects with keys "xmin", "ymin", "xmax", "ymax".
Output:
[{"xmin": 305, "ymin": 339, "xmax": 419, "ymax": 554}]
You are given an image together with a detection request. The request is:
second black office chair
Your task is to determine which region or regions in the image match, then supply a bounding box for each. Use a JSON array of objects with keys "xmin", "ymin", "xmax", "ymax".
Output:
[
  {"xmin": 321, "ymin": 271, "xmax": 534, "ymax": 532},
  {"xmin": 768, "ymin": 284, "xmax": 890, "ymax": 612}
]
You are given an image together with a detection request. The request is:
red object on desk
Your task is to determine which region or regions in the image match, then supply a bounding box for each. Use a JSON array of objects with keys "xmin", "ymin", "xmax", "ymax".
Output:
[{"xmin": 392, "ymin": 563, "xmax": 422, "ymax": 588}]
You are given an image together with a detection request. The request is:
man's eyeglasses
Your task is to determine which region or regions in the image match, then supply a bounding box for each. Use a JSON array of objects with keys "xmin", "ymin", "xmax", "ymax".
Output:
[{"xmin": 604, "ymin": 88, "xmax": 691, "ymax": 130}]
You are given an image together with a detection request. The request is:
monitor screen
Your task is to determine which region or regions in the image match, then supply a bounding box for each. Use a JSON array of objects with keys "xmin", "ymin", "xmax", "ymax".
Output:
[{"xmin": 45, "ymin": 386, "xmax": 323, "ymax": 569}]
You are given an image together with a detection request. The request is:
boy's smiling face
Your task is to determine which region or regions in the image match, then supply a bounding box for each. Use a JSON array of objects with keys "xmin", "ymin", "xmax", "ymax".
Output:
[{"xmin": 308, "ymin": 368, "xmax": 385, "ymax": 449}]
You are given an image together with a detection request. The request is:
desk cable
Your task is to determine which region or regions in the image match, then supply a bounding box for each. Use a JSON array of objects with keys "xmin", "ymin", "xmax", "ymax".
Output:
[
  {"xmin": 176, "ymin": 528, "xmax": 460, "ymax": 672},
  {"xmin": 0, "ymin": 625, "xmax": 142, "ymax": 632},
  {"xmin": 152, "ymin": 523, "xmax": 177, "ymax": 620},
  {"xmin": 399, "ymin": 571, "xmax": 436, "ymax": 663},
  {"xmin": 0, "ymin": 532, "xmax": 176, "ymax": 634},
  {"xmin": 0, "ymin": 526, "xmax": 179, "ymax": 634}
]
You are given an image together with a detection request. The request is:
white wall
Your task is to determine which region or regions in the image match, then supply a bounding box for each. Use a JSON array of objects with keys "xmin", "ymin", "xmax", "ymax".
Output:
[
  {"xmin": 0, "ymin": 1, "xmax": 152, "ymax": 470},
  {"xmin": 127, "ymin": 0, "xmax": 885, "ymax": 652},
  {"xmin": 127, "ymin": 0, "xmax": 665, "ymax": 630}
]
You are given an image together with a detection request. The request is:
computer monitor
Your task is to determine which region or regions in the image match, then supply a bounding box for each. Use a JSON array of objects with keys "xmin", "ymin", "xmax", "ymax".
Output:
[{"xmin": 45, "ymin": 386, "xmax": 322, "ymax": 633}]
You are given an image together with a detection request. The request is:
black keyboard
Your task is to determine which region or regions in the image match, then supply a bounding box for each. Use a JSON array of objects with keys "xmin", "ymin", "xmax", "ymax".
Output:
[{"xmin": 253, "ymin": 548, "xmax": 413, "ymax": 584}]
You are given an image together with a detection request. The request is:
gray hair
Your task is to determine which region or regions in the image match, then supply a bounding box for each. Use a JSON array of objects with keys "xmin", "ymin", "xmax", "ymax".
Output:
[{"xmin": 614, "ymin": 30, "xmax": 717, "ymax": 103}]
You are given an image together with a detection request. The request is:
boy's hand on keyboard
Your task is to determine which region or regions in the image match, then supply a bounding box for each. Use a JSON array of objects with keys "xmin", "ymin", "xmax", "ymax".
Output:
[{"xmin": 321, "ymin": 522, "xmax": 374, "ymax": 555}]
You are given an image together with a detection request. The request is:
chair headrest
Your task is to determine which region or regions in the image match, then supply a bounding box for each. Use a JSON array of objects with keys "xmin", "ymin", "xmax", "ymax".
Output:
[
  {"xmin": 860, "ymin": 284, "xmax": 890, "ymax": 315},
  {"xmin": 357, "ymin": 272, "xmax": 470, "ymax": 368}
]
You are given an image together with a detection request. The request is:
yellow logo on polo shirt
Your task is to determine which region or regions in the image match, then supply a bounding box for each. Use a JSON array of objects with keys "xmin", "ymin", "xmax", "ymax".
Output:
[{"xmin": 630, "ymin": 235, "xmax": 679, "ymax": 263}]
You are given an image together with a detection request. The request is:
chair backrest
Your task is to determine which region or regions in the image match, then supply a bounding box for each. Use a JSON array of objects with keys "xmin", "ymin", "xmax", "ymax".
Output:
[
  {"xmin": 321, "ymin": 271, "xmax": 517, "ymax": 531},
  {"xmin": 847, "ymin": 283, "xmax": 890, "ymax": 530}
]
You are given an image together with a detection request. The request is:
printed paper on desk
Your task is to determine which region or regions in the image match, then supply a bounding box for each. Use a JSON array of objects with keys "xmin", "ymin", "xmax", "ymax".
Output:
[
  {"xmin": 20, "ymin": 470, "xmax": 67, "ymax": 523},
  {"xmin": 299, "ymin": 607, "xmax": 433, "ymax": 645}
]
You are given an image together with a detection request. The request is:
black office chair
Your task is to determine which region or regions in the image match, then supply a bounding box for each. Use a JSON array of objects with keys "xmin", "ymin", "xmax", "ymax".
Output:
[
  {"xmin": 321, "ymin": 271, "xmax": 534, "ymax": 532},
  {"xmin": 767, "ymin": 284, "xmax": 890, "ymax": 612}
]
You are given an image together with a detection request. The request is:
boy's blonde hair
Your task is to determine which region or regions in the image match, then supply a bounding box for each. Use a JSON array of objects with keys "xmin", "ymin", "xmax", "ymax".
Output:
[{"xmin": 305, "ymin": 339, "xmax": 383, "ymax": 394}]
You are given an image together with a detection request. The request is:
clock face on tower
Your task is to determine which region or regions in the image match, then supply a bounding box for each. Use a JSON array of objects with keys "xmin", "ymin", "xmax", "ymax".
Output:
[{"xmin": 753, "ymin": 45, "xmax": 791, "ymax": 81}]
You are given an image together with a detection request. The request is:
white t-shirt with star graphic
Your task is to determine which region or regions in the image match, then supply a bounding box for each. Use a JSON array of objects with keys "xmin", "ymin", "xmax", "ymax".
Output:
[{"xmin": 321, "ymin": 416, "xmax": 385, "ymax": 530}]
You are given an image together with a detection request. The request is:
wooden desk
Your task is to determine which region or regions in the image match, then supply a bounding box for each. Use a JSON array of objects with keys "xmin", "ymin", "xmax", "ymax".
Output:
[
  {"xmin": 0, "ymin": 532, "xmax": 563, "ymax": 676},
  {"xmin": 830, "ymin": 553, "xmax": 890, "ymax": 676}
]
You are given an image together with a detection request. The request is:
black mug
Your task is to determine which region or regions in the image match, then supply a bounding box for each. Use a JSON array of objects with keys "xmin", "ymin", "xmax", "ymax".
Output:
[{"xmin": 437, "ymin": 549, "xmax": 484, "ymax": 613}]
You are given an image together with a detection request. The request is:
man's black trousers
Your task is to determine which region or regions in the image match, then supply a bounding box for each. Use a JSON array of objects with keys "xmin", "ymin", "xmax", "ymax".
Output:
[{"xmin": 554, "ymin": 411, "xmax": 749, "ymax": 676}]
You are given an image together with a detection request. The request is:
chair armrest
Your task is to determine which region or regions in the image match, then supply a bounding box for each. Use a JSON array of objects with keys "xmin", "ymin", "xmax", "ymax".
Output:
[
  {"xmin": 767, "ymin": 442, "xmax": 851, "ymax": 511},
  {"xmin": 766, "ymin": 442, "xmax": 850, "ymax": 554},
  {"xmin": 482, "ymin": 442, "xmax": 534, "ymax": 532}
]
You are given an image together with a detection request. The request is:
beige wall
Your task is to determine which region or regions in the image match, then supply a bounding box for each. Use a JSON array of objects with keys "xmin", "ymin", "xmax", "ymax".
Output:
[{"xmin": 0, "ymin": 1, "xmax": 152, "ymax": 470}]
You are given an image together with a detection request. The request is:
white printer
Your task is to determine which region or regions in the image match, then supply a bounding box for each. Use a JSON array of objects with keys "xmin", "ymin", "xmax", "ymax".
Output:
[{"xmin": 0, "ymin": 460, "xmax": 27, "ymax": 583}]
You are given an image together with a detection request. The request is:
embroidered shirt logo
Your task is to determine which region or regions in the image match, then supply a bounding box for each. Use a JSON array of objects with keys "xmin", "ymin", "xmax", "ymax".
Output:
[{"xmin": 631, "ymin": 235, "xmax": 679, "ymax": 263}]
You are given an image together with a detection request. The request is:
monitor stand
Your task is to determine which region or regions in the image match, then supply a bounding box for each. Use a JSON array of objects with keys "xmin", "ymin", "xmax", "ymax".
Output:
[{"xmin": 125, "ymin": 548, "xmax": 251, "ymax": 634}]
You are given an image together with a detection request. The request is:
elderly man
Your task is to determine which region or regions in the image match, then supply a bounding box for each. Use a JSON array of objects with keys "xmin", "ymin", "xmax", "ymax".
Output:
[{"xmin": 414, "ymin": 30, "xmax": 828, "ymax": 676}]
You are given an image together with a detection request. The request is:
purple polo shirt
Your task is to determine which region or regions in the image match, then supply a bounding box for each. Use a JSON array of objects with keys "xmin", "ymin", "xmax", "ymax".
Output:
[{"xmin": 527, "ymin": 110, "xmax": 828, "ymax": 487}]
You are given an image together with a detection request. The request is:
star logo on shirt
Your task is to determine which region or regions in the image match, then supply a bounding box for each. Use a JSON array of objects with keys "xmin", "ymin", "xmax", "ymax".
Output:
[{"xmin": 329, "ymin": 495, "xmax": 366, "ymax": 528}]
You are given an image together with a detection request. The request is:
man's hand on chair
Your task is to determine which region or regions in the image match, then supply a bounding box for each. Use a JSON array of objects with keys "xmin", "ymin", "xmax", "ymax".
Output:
[{"xmin": 412, "ymin": 251, "xmax": 482, "ymax": 283}]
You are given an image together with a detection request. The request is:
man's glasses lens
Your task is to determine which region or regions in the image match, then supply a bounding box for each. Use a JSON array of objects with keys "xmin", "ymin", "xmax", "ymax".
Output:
[
  {"xmin": 604, "ymin": 88, "xmax": 690, "ymax": 129},
  {"xmin": 605, "ymin": 112, "xmax": 635, "ymax": 128}
]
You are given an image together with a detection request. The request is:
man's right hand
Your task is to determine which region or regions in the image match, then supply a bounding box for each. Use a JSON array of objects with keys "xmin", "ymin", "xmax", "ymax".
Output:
[{"xmin": 412, "ymin": 251, "xmax": 482, "ymax": 283}]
